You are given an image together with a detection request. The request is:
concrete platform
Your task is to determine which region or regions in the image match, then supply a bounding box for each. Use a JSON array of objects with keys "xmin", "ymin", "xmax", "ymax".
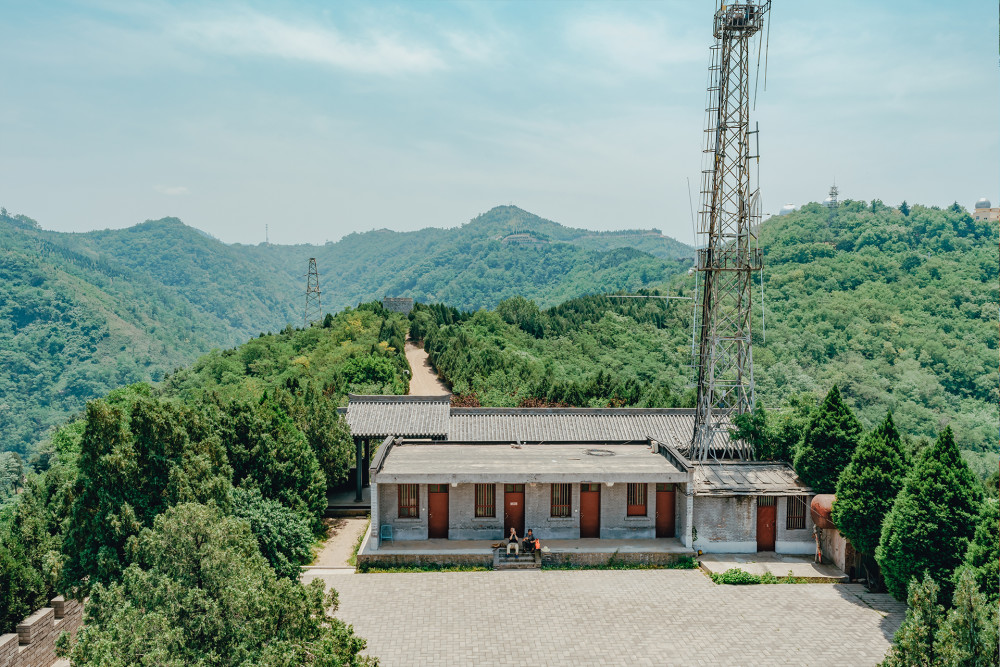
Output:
[
  {"xmin": 358, "ymin": 537, "xmax": 695, "ymax": 569},
  {"xmin": 698, "ymin": 552, "xmax": 848, "ymax": 583},
  {"xmin": 326, "ymin": 486, "xmax": 370, "ymax": 516}
]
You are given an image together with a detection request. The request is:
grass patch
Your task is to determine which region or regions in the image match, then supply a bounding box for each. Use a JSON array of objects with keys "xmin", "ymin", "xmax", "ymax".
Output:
[
  {"xmin": 347, "ymin": 518, "xmax": 369, "ymax": 567},
  {"xmin": 709, "ymin": 567, "xmax": 808, "ymax": 585},
  {"xmin": 541, "ymin": 554, "xmax": 697, "ymax": 571},
  {"xmin": 356, "ymin": 562, "xmax": 489, "ymax": 573}
]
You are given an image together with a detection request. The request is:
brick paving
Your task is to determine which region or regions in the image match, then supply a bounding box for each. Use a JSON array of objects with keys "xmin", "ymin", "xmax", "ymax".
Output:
[{"xmin": 305, "ymin": 570, "xmax": 906, "ymax": 666}]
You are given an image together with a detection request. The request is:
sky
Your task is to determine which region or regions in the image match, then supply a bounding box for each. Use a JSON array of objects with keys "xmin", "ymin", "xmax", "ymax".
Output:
[{"xmin": 0, "ymin": 0, "xmax": 996, "ymax": 245}]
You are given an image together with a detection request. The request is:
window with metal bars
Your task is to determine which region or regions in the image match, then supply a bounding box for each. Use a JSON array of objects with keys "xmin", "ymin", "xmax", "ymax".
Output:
[
  {"xmin": 551, "ymin": 483, "xmax": 571, "ymax": 517},
  {"xmin": 398, "ymin": 484, "xmax": 418, "ymax": 518},
  {"xmin": 786, "ymin": 495, "xmax": 806, "ymax": 530},
  {"xmin": 626, "ymin": 483, "xmax": 647, "ymax": 516},
  {"xmin": 475, "ymin": 484, "xmax": 495, "ymax": 518}
]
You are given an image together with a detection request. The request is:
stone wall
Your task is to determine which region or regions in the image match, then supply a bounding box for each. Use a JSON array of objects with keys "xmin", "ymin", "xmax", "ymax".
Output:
[
  {"xmin": 0, "ymin": 597, "xmax": 83, "ymax": 667},
  {"xmin": 693, "ymin": 495, "xmax": 757, "ymax": 553}
]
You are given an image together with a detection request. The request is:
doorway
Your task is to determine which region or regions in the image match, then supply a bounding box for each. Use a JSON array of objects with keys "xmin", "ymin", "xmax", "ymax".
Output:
[
  {"xmin": 756, "ymin": 496, "xmax": 776, "ymax": 551},
  {"xmin": 580, "ymin": 483, "xmax": 601, "ymax": 538},
  {"xmin": 428, "ymin": 484, "xmax": 449, "ymax": 539},
  {"xmin": 655, "ymin": 483, "xmax": 676, "ymax": 538},
  {"xmin": 504, "ymin": 484, "xmax": 525, "ymax": 537}
]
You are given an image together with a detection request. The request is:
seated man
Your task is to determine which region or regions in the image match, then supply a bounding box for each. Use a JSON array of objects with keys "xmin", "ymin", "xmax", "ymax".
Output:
[
  {"xmin": 506, "ymin": 527, "xmax": 520, "ymax": 556},
  {"xmin": 522, "ymin": 529, "xmax": 536, "ymax": 553}
]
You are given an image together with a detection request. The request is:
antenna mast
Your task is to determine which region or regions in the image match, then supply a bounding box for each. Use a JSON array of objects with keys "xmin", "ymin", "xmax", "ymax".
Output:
[
  {"xmin": 304, "ymin": 258, "xmax": 322, "ymax": 327},
  {"xmin": 689, "ymin": 2, "xmax": 770, "ymax": 462}
]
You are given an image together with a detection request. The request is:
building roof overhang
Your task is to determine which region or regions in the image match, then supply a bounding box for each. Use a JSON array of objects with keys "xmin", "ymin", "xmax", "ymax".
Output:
[{"xmin": 693, "ymin": 462, "xmax": 811, "ymax": 496}]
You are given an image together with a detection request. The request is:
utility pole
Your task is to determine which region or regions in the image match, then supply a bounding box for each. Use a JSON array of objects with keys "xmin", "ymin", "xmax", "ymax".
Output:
[
  {"xmin": 304, "ymin": 258, "xmax": 322, "ymax": 328},
  {"xmin": 689, "ymin": 2, "xmax": 770, "ymax": 462}
]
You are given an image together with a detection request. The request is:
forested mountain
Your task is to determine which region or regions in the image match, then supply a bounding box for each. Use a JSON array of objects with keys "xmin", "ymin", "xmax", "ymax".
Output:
[
  {"xmin": 411, "ymin": 200, "xmax": 998, "ymax": 469},
  {"xmin": 0, "ymin": 206, "xmax": 688, "ymax": 455}
]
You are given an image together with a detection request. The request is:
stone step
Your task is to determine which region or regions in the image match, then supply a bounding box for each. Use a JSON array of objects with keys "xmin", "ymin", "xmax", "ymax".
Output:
[{"xmin": 493, "ymin": 550, "xmax": 542, "ymax": 570}]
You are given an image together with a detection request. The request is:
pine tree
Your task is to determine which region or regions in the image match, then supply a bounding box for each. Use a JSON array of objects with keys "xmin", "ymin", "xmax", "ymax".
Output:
[
  {"xmin": 934, "ymin": 567, "xmax": 999, "ymax": 667},
  {"xmin": 832, "ymin": 412, "xmax": 906, "ymax": 588},
  {"xmin": 876, "ymin": 427, "xmax": 985, "ymax": 601},
  {"xmin": 792, "ymin": 385, "xmax": 863, "ymax": 493},
  {"xmin": 880, "ymin": 573, "xmax": 944, "ymax": 667},
  {"xmin": 960, "ymin": 499, "xmax": 999, "ymax": 604}
]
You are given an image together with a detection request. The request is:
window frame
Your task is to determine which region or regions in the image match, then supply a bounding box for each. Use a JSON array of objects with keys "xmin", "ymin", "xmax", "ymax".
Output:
[
  {"xmin": 474, "ymin": 483, "xmax": 496, "ymax": 518},
  {"xmin": 785, "ymin": 495, "xmax": 807, "ymax": 530},
  {"xmin": 398, "ymin": 484, "xmax": 419, "ymax": 518},
  {"xmin": 550, "ymin": 483, "xmax": 572, "ymax": 518},
  {"xmin": 626, "ymin": 483, "xmax": 648, "ymax": 517}
]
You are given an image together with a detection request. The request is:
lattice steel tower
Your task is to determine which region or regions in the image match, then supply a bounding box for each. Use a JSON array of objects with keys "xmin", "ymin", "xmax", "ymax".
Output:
[
  {"xmin": 689, "ymin": 2, "xmax": 770, "ymax": 461},
  {"xmin": 304, "ymin": 258, "xmax": 322, "ymax": 327}
]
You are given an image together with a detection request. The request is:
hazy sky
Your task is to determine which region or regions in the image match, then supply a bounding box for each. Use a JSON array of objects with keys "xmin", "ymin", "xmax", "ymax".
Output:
[{"xmin": 1, "ymin": 1, "xmax": 996, "ymax": 245}]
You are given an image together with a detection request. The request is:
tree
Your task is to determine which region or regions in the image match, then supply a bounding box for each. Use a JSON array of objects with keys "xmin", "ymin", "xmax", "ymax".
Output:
[
  {"xmin": 62, "ymin": 397, "xmax": 232, "ymax": 594},
  {"xmin": 899, "ymin": 201, "xmax": 910, "ymax": 217},
  {"xmin": 730, "ymin": 406, "xmax": 774, "ymax": 460},
  {"xmin": 231, "ymin": 486, "xmax": 313, "ymax": 580},
  {"xmin": 285, "ymin": 386, "xmax": 355, "ymax": 492},
  {"xmin": 880, "ymin": 573, "xmax": 944, "ymax": 667},
  {"xmin": 792, "ymin": 385, "xmax": 863, "ymax": 493},
  {"xmin": 960, "ymin": 499, "xmax": 999, "ymax": 603},
  {"xmin": 934, "ymin": 567, "xmax": 999, "ymax": 667},
  {"xmin": 877, "ymin": 427, "xmax": 984, "ymax": 601},
  {"xmin": 60, "ymin": 503, "xmax": 372, "ymax": 666},
  {"xmin": 832, "ymin": 412, "xmax": 906, "ymax": 589}
]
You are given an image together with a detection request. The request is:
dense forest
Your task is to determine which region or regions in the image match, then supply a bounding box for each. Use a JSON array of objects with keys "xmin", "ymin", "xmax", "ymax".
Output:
[
  {"xmin": 411, "ymin": 201, "xmax": 998, "ymax": 477},
  {"xmin": 0, "ymin": 304, "xmax": 410, "ymax": 660},
  {"xmin": 0, "ymin": 205, "xmax": 688, "ymax": 456}
]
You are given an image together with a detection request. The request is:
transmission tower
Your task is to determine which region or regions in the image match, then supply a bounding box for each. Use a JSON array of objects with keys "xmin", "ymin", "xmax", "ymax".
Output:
[
  {"xmin": 304, "ymin": 258, "xmax": 322, "ymax": 327},
  {"xmin": 827, "ymin": 183, "xmax": 839, "ymax": 208},
  {"xmin": 689, "ymin": 1, "xmax": 770, "ymax": 462}
]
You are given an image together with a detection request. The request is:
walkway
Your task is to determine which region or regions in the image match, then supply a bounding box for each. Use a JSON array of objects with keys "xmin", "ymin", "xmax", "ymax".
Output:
[
  {"xmin": 306, "ymin": 569, "xmax": 905, "ymax": 666},
  {"xmin": 700, "ymin": 552, "xmax": 848, "ymax": 582},
  {"xmin": 310, "ymin": 517, "xmax": 369, "ymax": 573},
  {"xmin": 404, "ymin": 341, "xmax": 449, "ymax": 396}
]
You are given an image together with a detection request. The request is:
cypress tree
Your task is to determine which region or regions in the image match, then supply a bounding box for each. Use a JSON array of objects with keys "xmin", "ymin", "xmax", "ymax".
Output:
[
  {"xmin": 959, "ymin": 499, "xmax": 999, "ymax": 604},
  {"xmin": 792, "ymin": 385, "xmax": 863, "ymax": 493},
  {"xmin": 876, "ymin": 427, "xmax": 984, "ymax": 601},
  {"xmin": 934, "ymin": 567, "xmax": 999, "ymax": 667},
  {"xmin": 880, "ymin": 573, "xmax": 944, "ymax": 667},
  {"xmin": 832, "ymin": 412, "xmax": 906, "ymax": 588}
]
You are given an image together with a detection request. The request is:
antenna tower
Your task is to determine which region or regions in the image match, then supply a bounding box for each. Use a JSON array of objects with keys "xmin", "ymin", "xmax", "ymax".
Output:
[
  {"xmin": 304, "ymin": 258, "xmax": 322, "ymax": 327},
  {"xmin": 828, "ymin": 183, "xmax": 839, "ymax": 208},
  {"xmin": 689, "ymin": 2, "xmax": 770, "ymax": 462}
]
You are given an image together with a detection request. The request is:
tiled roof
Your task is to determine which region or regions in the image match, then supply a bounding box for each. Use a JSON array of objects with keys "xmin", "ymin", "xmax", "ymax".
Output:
[
  {"xmin": 447, "ymin": 408, "xmax": 714, "ymax": 448},
  {"xmin": 694, "ymin": 462, "xmax": 810, "ymax": 496},
  {"xmin": 344, "ymin": 394, "xmax": 450, "ymax": 437}
]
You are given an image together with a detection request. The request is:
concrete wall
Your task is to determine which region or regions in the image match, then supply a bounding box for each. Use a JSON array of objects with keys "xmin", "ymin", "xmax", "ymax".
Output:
[
  {"xmin": 775, "ymin": 496, "xmax": 815, "ymax": 555},
  {"xmin": 0, "ymin": 597, "xmax": 83, "ymax": 667},
  {"xmin": 376, "ymin": 483, "xmax": 428, "ymax": 541},
  {"xmin": 524, "ymin": 483, "xmax": 580, "ymax": 539},
  {"xmin": 448, "ymin": 484, "xmax": 503, "ymax": 540},
  {"xmin": 677, "ymin": 482, "xmax": 693, "ymax": 548},
  {"xmin": 599, "ymin": 483, "xmax": 654, "ymax": 539},
  {"xmin": 693, "ymin": 495, "xmax": 757, "ymax": 553}
]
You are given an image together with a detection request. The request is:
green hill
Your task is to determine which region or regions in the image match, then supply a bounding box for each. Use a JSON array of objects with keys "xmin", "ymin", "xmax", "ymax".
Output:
[
  {"xmin": 412, "ymin": 200, "xmax": 998, "ymax": 463},
  {"xmin": 0, "ymin": 206, "xmax": 688, "ymax": 456}
]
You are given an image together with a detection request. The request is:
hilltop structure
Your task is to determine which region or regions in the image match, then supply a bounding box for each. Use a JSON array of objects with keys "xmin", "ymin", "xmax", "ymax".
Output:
[{"xmin": 972, "ymin": 197, "xmax": 999, "ymax": 222}]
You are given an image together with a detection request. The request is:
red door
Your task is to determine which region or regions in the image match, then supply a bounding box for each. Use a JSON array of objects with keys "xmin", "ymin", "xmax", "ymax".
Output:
[
  {"xmin": 756, "ymin": 496, "xmax": 776, "ymax": 551},
  {"xmin": 504, "ymin": 484, "xmax": 525, "ymax": 537},
  {"xmin": 655, "ymin": 483, "xmax": 676, "ymax": 538},
  {"xmin": 580, "ymin": 484, "xmax": 601, "ymax": 538},
  {"xmin": 428, "ymin": 484, "xmax": 449, "ymax": 539}
]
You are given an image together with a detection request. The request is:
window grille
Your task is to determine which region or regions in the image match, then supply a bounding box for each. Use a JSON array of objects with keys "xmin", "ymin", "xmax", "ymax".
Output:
[
  {"xmin": 551, "ymin": 483, "xmax": 571, "ymax": 517},
  {"xmin": 627, "ymin": 483, "xmax": 647, "ymax": 516},
  {"xmin": 786, "ymin": 495, "xmax": 807, "ymax": 530},
  {"xmin": 398, "ymin": 484, "xmax": 419, "ymax": 518},
  {"xmin": 475, "ymin": 484, "xmax": 495, "ymax": 518},
  {"xmin": 757, "ymin": 496, "xmax": 777, "ymax": 506}
]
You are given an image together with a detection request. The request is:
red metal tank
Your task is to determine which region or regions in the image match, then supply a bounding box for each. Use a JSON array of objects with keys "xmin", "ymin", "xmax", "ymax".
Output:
[{"xmin": 810, "ymin": 494, "xmax": 837, "ymax": 529}]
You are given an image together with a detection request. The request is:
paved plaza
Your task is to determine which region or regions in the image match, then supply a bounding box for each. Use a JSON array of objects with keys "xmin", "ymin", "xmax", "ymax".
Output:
[{"xmin": 305, "ymin": 569, "xmax": 906, "ymax": 666}]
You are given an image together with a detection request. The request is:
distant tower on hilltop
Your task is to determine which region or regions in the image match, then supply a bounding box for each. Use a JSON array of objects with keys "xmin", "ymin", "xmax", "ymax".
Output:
[
  {"xmin": 304, "ymin": 258, "xmax": 322, "ymax": 327},
  {"xmin": 973, "ymin": 197, "xmax": 999, "ymax": 222},
  {"xmin": 825, "ymin": 183, "xmax": 839, "ymax": 208}
]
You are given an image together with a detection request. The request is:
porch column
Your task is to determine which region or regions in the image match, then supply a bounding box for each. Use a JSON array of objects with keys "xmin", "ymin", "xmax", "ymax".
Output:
[
  {"xmin": 363, "ymin": 441, "xmax": 370, "ymax": 487},
  {"xmin": 684, "ymin": 482, "xmax": 694, "ymax": 549},
  {"xmin": 370, "ymin": 480, "xmax": 379, "ymax": 549},
  {"xmin": 354, "ymin": 437, "xmax": 363, "ymax": 502}
]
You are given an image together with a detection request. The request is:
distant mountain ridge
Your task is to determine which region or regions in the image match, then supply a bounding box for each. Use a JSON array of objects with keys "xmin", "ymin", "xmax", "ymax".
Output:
[{"xmin": 0, "ymin": 205, "xmax": 690, "ymax": 455}]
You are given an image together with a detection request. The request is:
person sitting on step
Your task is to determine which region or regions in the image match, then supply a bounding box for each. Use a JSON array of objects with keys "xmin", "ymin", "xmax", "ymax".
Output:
[
  {"xmin": 506, "ymin": 527, "xmax": 520, "ymax": 556},
  {"xmin": 521, "ymin": 529, "xmax": 536, "ymax": 554}
]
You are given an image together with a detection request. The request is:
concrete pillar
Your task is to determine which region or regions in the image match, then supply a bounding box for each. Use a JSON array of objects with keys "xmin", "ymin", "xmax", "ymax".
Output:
[
  {"xmin": 684, "ymin": 482, "xmax": 694, "ymax": 549},
  {"xmin": 354, "ymin": 437, "xmax": 363, "ymax": 502},
  {"xmin": 363, "ymin": 441, "xmax": 370, "ymax": 487},
  {"xmin": 370, "ymin": 481, "xmax": 379, "ymax": 550}
]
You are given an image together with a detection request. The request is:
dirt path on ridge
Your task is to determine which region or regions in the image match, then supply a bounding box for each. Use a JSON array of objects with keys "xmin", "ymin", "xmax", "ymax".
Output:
[{"xmin": 405, "ymin": 341, "xmax": 450, "ymax": 396}]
